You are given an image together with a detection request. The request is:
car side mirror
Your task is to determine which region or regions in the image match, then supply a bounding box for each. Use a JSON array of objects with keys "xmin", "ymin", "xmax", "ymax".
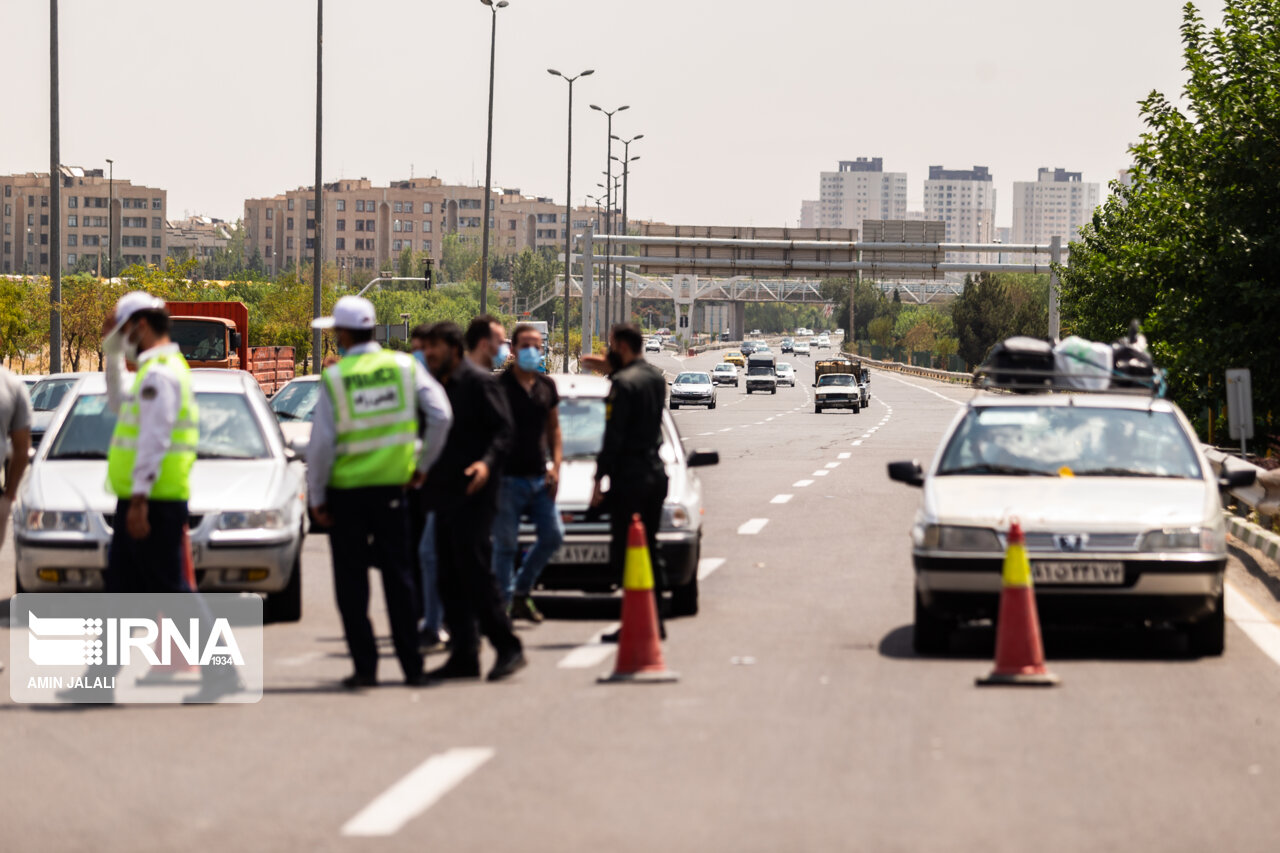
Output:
[
  {"xmin": 687, "ymin": 449, "xmax": 719, "ymax": 468},
  {"xmin": 1218, "ymin": 465, "xmax": 1256, "ymax": 491},
  {"xmin": 284, "ymin": 446, "xmax": 300, "ymax": 463},
  {"xmin": 230, "ymin": 330, "xmax": 242, "ymax": 351},
  {"xmin": 887, "ymin": 460, "xmax": 925, "ymax": 487}
]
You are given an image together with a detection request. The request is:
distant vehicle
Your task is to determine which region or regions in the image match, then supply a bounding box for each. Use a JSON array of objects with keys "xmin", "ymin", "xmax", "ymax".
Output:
[
  {"xmin": 166, "ymin": 301, "xmax": 296, "ymax": 397},
  {"xmin": 525, "ymin": 374, "xmax": 717, "ymax": 616},
  {"xmin": 818, "ymin": 334, "xmax": 831, "ymax": 349},
  {"xmin": 809, "ymin": 337, "xmax": 821, "ymax": 347},
  {"xmin": 835, "ymin": 328, "xmax": 845, "ymax": 337},
  {"xmin": 268, "ymin": 374, "xmax": 322, "ymax": 456},
  {"xmin": 645, "ymin": 338, "xmax": 662, "ymax": 353},
  {"xmin": 669, "ymin": 371, "xmax": 716, "ymax": 410},
  {"xmin": 656, "ymin": 327, "xmax": 670, "ymax": 336},
  {"xmin": 19, "ymin": 375, "xmax": 44, "ymax": 390},
  {"xmin": 724, "ymin": 352, "xmax": 745, "ymax": 368},
  {"xmin": 780, "ymin": 338, "xmax": 794, "ymax": 353},
  {"xmin": 796, "ymin": 327, "xmax": 811, "ymax": 337},
  {"xmin": 745, "ymin": 352, "xmax": 777, "ymax": 395},
  {"xmin": 15, "ymin": 370, "xmax": 309, "ymax": 622},
  {"xmin": 711, "ymin": 362, "xmax": 740, "ymax": 387},
  {"xmin": 29, "ymin": 374, "xmax": 86, "ymax": 453},
  {"xmin": 813, "ymin": 373, "xmax": 860, "ymax": 414},
  {"xmin": 740, "ymin": 341, "xmax": 760, "ymax": 356},
  {"xmin": 776, "ymin": 363, "xmax": 796, "ymax": 387},
  {"xmin": 888, "ymin": 389, "xmax": 1250, "ymax": 656},
  {"xmin": 793, "ymin": 341, "xmax": 811, "ymax": 356},
  {"xmin": 750, "ymin": 329, "xmax": 762, "ymax": 337}
]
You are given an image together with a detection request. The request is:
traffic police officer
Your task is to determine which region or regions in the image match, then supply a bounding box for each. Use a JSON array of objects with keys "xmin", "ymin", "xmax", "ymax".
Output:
[
  {"xmin": 308, "ymin": 296, "xmax": 452, "ymax": 689},
  {"xmin": 591, "ymin": 323, "xmax": 670, "ymax": 640}
]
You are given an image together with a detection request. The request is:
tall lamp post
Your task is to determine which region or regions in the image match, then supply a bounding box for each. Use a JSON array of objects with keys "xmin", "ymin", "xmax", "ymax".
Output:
[
  {"xmin": 547, "ymin": 67, "xmax": 593, "ymax": 371},
  {"xmin": 597, "ymin": 174, "xmax": 622, "ymax": 322},
  {"xmin": 50, "ymin": 0, "xmax": 62, "ymax": 372},
  {"xmin": 588, "ymin": 103, "xmax": 627, "ymax": 331},
  {"xmin": 478, "ymin": 0, "xmax": 509, "ymax": 315},
  {"xmin": 611, "ymin": 133, "xmax": 641, "ymax": 325},
  {"xmin": 312, "ymin": 0, "xmax": 324, "ymax": 375},
  {"xmin": 105, "ymin": 158, "xmax": 113, "ymax": 280}
]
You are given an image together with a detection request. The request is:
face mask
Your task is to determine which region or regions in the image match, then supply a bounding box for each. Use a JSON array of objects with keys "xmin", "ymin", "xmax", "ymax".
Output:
[
  {"xmin": 606, "ymin": 350, "xmax": 624, "ymax": 372},
  {"xmin": 517, "ymin": 346, "xmax": 541, "ymax": 372},
  {"xmin": 412, "ymin": 350, "xmax": 427, "ymax": 367},
  {"xmin": 336, "ymin": 345, "xmax": 348, "ymax": 357},
  {"xmin": 492, "ymin": 342, "xmax": 511, "ymax": 369},
  {"xmin": 122, "ymin": 338, "xmax": 140, "ymax": 362}
]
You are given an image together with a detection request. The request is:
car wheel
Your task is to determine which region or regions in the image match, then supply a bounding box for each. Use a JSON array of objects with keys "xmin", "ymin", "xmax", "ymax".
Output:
[
  {"xmin": 814, "ymin": 405, "xmax": 822, "ymax": 414},
  {"xmin": 14, "ymin": 563, "xmax": 26, "ymax": 595},
  {"xmin": 709, "ymin": 400, "xmax": 716, "ymax": 410},
  {"xmin": 1187, "ymin": 591, "xmax": 1225, "ymax": 656},
  {"xmin": 853, "ymin": 403, "xmax": 860, "ymax": 413},
  {"xmin": 670, "ymin": 403, "xmax": 679, "ymax": 410},
  {"xmin": 771, "ymin": 388, "xmax": 776, "ymax": 395},
  {"xmin": 265, "ymin": 551, "xmax": 303, "ymax": 624},
  {"xmin": 671, "ymin": 574, "xmax": 699, "ymax": 616},
  {"xmin": 913, "ymin": 589, "xmax": 951, "ymax": 654}
]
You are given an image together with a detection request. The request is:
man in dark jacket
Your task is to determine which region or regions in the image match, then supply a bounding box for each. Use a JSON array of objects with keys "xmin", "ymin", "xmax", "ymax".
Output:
[
  {"xmin": 422, "ymin": 320, "xmax": 525, "ymax": 682},
  {"xmin": 591, "ymin": 323, "xmax": 669, "ymax": 640}
]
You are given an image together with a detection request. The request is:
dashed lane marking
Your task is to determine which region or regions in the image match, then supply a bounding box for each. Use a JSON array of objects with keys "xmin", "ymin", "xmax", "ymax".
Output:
[
  {"xmin": 825, "ymin": 462, "xmax": 840, "ymax": 469},
  {"xmin": 770, "ymin": 494, "xmax": 793, "ymax": 504},
  {"xmin": 851, "ymin": 440, "xmax": 863, "ymax": 446},
  {"xmin": 837, "ymin": 452, "xmax": 851, "ymax": 459},
  {"xmin": 737, "ymin": 518, "xmax": 770, "ymax": 535},
  {"xmin": 557, "ymin": 623, "xmax": 622, "ymax": 669},
  {"xmin": 341, "ymin": 748, "xmax": 496, "ymax": 837},
  {"xmin": 812, "ymin": 470, "xmax": 829, "ymax": 477},
  {"xmin": 793, "ymin": 479, "xmax": 814, "ymax": 487},
  {"xmin": 697, "ymin": 557, "xmax": 727, "ymax": 580}
]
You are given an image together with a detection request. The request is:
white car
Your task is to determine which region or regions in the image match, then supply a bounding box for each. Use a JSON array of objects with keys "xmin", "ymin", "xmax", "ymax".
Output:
[
  {"xmin": 817, "ymin": 335, "xmax": 831, "ymax": 349},
  {"xmin": 776, "ymin": 363, "xmax": 796, "ymax": 387},
  {"xmin": 711, "ymin": 362, "xmax": 740, "ymax": 387},
  {"xmin": 269, "ymin": 374, "xmax": 321, "ymax": 456},
  {"xmin": 889, "ymin": 392, "xmax": 1255, "ymax": 655},
  {"xmin": 645, "ymin": 338, "xmax": 662, "ymax": 353},
  {"xmin": 669, "ymin": 371, "xmax": 717, "ymax": 409},
  {"xmin": 793, "ymin": 341, "xmax": 811, "ymax": 356},
  {"xmin": 813, "ymin": 373, "xmax": 860, "ymax": 413},
  {"xmin": 14, "ymin": 370, "xmax": 309, "ymax": 622},
  {"xmin": 519, "ymin": 374, "xmax": 718, "ymax": 615}
]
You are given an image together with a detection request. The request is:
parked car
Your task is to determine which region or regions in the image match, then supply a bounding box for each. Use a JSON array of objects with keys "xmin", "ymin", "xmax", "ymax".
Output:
[
  {"xmin": 670, "ymin": 371, "xmax": 716, "ymax": 409},
  {"xmin": 776, "ymin": 363, "xmax": 797, "ymax": 387},
  {"xmin": 29, "ymin": 373, "xmax": 88, "ymax": 453},
  {"xmin": 711, "ymin": 362, "xmax": 740, "ymax": 387},
  {"xmin": 888, "ymin": 392, "xmax": 1254, "ymax": 655},
  {"xmin": 268, "ymin": 374, "xmax": 322, "ymax": 456},
  {"xmin": 14, "ymin": 370, "xmax": 309, "ymax": 622},
  {"xmin": 522, "ymin": 374, "xmax": 718, "ymax": 615}
]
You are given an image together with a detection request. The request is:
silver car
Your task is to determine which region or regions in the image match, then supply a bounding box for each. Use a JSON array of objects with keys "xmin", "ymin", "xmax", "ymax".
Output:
[
  {"xmin": 269, "ymin": 374, "xmax": 322, "ymax": 456},
  {"xmin": 519, "ymin": 374, "xmax": 718, "ymax": 616},
  {"xmin": 13, "ymin": 370, "xmax": 308, "ymax": 622}
]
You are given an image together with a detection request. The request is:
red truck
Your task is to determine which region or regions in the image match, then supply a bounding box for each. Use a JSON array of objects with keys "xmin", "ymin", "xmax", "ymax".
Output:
[{"xmin": 166, "ymin": 301, "xmax": 296, "ymax": 396}]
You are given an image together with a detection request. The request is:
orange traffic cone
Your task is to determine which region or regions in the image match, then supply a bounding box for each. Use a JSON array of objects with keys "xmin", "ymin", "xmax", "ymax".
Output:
[
  {"xmin": 599, "ymin": 514, "xmax": 679, "ymax": 684},
  {"xmin": 976, "ymin": 520, "xmax": 1060, "ymax": 687},
  {"xmin": 138, "ymin": 526, "xmax": 199, "ymax": 684}
]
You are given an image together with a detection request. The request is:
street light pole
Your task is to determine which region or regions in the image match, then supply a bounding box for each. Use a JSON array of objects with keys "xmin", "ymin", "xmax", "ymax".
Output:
[
  {"xmin": 548, "ymin": 67, "xmax": 593, "ymax": 372},
  {"xmin": 105, "ymin": 158, "xmax": 113, "ymax": 280},
  {"xmin": 478, "ymin": 0, "xmax": 509, "ymax": 316},
  {"xmin": 589, "ymin": 103, "xmax": 627, "ymax": 331},
  {"xmin": 312, "ymin": 0, "xmax": 323, "ymax": 375},
  {"xmin": 611, "ymin": 133, "xmax": 641, "ymax": 325},
  {"xmin": 50, "ymin": 0, "xmax": 62, "ymax": 372}
]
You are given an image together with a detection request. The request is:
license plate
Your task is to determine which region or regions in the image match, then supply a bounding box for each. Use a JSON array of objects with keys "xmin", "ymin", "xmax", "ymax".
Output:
[
  {"xmin": 1032, "ymin": 561, "xmax": 1125, "ymax": 585},
  {"xmin": 553, "ymin": 544, "xmax": 609, "ymax": 564}
]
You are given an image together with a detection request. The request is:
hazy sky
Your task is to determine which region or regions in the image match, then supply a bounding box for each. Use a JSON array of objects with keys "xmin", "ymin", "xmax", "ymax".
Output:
[{"xmin": 2, "ymin": 0, "xmax": 1226, "ymax": 230}]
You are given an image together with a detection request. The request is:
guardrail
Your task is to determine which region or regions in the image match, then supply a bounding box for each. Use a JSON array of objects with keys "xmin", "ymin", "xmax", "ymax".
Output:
[
  {"xmin": 1203, "ymin": 448, "xmax": 1280, "ymax": 526},
  {"xmin": 860, "ymin": 356, "xmax": 974, "ymax": 385}
]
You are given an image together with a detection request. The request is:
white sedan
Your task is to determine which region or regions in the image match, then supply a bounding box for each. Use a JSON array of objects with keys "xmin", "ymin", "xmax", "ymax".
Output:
[
  {"xmin": 776, "ymin": 363, "xmax": 797, "ymax": 386},
  {"xmin": 711, "ymin": 362, "xmax": 740, "ymax": 387},
  {"xmin": 793, "ymin": 341, "xmax": 811, "ymax": 356},
  {"xmin": 14, "ymin": 370, "xmax": 309, "ymax": 622}
]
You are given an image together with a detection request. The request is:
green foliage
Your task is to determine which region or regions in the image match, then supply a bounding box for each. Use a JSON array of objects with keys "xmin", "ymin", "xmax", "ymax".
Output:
[
  {"xmin": 951, "ymin": 273, "xmax": 1050, "ymax": 367},
  {"xmin": 893, "ymin": 304, "xmax": 954, "ymax": 353},
  {"xmin": 440, "ymin": 233, "xmax": 480, "ymax": 284},
  {"xmin": 1059, "ymin": 0, "xmax": 1280, "ymax": 438}
]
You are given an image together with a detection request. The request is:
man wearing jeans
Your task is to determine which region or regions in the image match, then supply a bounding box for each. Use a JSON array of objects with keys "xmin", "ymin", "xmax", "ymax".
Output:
[{"xmin": 492, "ymin": 323, "xmax": 564, "ymax": 622}]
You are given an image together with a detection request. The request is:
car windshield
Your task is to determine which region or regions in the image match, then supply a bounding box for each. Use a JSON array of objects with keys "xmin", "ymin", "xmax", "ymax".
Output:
[
  {"xmin": 676, "ymin": 373, "xmax": 709, "ymax": 384},
  {"xmin": 30, "ymin": 378, "xmax": 78, "ymax": 412},
  {"xmin": 937, "ymin": 405, "xmax": 1203, "ymax": 478},
  {"xmin": 818, "ymin": 374, "xmax": 855, "ymax": 386},
  {"xmin": 713, "ymin": 364, "xmax": 732, "ymax": 372},
  {"xmin": 270, "ymin": 380, "xmax": 320, "ymax": 421},
  {"xmin": 47, "ymin": 392, "xmax": 271, "ymax": 461},
  {"xmin": 559, "ymin": 397, "xmax": 606, "ymax": 459},
  {"xmin": 170, "ymin": 319, "xmax": 229, "ymax": 362},
  {"xmin": 748, "ymin": 367, "xmax": 773, "ymax": 376}
]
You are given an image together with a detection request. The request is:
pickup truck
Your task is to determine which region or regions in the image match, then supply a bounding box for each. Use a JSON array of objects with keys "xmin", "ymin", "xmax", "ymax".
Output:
[
  {"xmin": 167, "ymin": 301, "xmax": 295, "ymax": 396},
  {"xmin": 745, "ymin": 352, "xmax": 777, "ymax": 395}
]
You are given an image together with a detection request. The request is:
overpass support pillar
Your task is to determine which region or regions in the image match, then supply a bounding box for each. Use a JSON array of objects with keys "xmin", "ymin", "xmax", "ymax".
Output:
[
  {"xmin": 732, "ymin": 300, "xmax": 746, "ymax": 341},
  {"xmin": 672, "ymin": 273, "xmax": 697, "ymax": 349}
]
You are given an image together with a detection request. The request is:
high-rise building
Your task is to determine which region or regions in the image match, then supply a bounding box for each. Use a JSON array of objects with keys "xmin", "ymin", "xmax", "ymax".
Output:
[
  {"xmin": 799, "ymin": 199, "xmax": 819, "ymax": 229},
  {"xmin": 0, "ymin": 167, "xmax": 167, "ymax": 275},
  {"xmin": 1010, "ymin": 167, "xmax": 1099, "ymax": 254},
  {"xmin": 815, "ymin": 158, "xmax": 908, "ymax": 231},
  {"xmin": 922, "ymin": 165, "xmax": 996, "ymax": 265}
]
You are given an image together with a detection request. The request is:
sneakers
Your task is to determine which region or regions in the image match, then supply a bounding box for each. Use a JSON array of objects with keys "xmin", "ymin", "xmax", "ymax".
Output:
[
  {"xmin": 340, "ymin": 673, "xmax": 378, "ymax": 690},
  {"xmin": 510, "ymin": 595, "xmax": 544, "ymax": 624},
  {"xmin": 425, "ymin": 659, "xmax": 482, "ymax": 683},
  {"xmin": 418, "ymin": 629, "xmax": 450, "ymax": 655},
  {"xmin": 487, "ymin": 648, "xmax": 527, "ymax": 682}
]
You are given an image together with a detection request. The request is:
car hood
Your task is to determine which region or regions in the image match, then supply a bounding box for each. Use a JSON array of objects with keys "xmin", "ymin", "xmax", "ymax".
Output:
[
  {"xmin": 25, "ymin": 459, "xmax": 290, "ymax": 514},
  {"xmin": 554, "ymin": 457, "xmax": 688, "ymax": 511},
  {"xmin": 816, "ymin": 385, "xmax": 855, "ymax": 395},
  {"xmin": 923, "ymin": 476, "xmax": 1216, "ymax": 531},
  {"xmin": 672, "ymin": 383, "xmax": 712, "ymax": 393}
]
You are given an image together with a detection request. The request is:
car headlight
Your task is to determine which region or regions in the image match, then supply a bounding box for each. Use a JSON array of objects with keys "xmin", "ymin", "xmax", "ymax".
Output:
[
  {"xmin": 219, "ymin": 510, "xmax": 287, "ymax": 530},
  {"xmin": 917, "ymin": 524, "xmax": 1002, "ymax": 552},
  {"xmin": 21, "ymin": 509, "xmax": 89, "ymax": 533},
  {"xmin": 662, "ymin": 504, "xmax": 691, "ymax": 529},
  {"xmin": 1140, "ymin": 526, "xmax": 1222, "ymax": 552}
]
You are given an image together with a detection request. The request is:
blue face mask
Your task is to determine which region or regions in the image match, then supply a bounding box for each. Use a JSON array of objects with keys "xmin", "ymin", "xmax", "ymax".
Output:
[
  {"xmin": 492, "ymin": 342, "xmax": 511, "ymax": 369},
  {"xmin": 517, "ymin": 346, "xmax": 541, "ymax": 372},
  {"xmin": 412, "ymin": 350, "xmax": 427, "ymax": 367},
  {"xmin": 336, "ymin": 345, "xmax": 347, "ymax": 357}
]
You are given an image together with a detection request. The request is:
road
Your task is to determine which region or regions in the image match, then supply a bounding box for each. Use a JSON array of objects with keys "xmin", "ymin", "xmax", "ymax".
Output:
[{"xmin": 4, "ymin": 344, "xmax": 1280, "ymax": 852}]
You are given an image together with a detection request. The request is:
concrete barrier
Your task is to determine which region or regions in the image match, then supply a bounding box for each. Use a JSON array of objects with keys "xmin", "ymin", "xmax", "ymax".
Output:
[{"xmin": 859, "ymin": 355, "xmax": 974, "ymax": 385}]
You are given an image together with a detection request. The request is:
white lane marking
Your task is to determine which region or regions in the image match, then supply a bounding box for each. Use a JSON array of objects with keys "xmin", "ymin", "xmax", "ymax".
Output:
[
  {"xmin": 825, "ymin": 462, "xmax": 840, "ymax": 469},
  {"xmin": 867, "ymin": 428, "xmax": 878, "ymax": 434},
  {"xmin": 878, "ymin": 372, "xmax": 966, "ymax": 406},
  {"xmin": 341, "ymin": 748, "xmax": 496, "ymax": 837},
  {"xmin": 793, "ymin": 479, "xmax": 814, "ymax": 487},
  {"xmin": 1226, "ymin": 583, "xmax": 1280, "ymax": 668},
  {"xmin": 720, "ymin": 427, "xmax": 733, "ymax": 432},
  {"xmin": 860, "ymin": 434, "xmax": 871, "ymax": 439},
  {"xmin": 755, "ymin": 421, "xmax": 765, "ymax": 425},
  {"xmin": 557, "ymin": 623, "xmax": 622, "ymax": 669},
  {"xmin": 766, "ymin": 417, "xmax": 775, "ymax": 421},
  {"xmin": 837, "ymin": 452, "xmax": 851, "ymax": 459},
  {"xmin": 738, "ymin": 518, "xmax": 770, "ymax": 535},
  {"xmin": 812, "ymin": 470, "xmax": 829, "ymax": 477},
  {"xmin": 697, "ymin": 557, "xmax": 727, "ymax": 580},
  {"xmin": 851, "ymin": 440, "xmax": 863, "ymax": 446},
  {"xmin": 277, "ymin": 650, "xmax": 325, "ymax": 667},
  {"xmin": 770, "ymin": 494, "xmax": 793, "ymax": 504},
  {"xmin": 697, "ymin": 431, "xmax": 714, "ymax": 436}
]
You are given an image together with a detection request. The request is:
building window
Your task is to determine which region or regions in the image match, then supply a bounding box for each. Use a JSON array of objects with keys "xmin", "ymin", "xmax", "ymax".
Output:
[
  {"xmin": 305, "ymin": 237, "xmax": 314, "ymax": 249},
  {"xmin": 421, "ymin": 221, "xmax": 432, "ymax": 233},
  {"xmin": 67, "ymin": 253, "xmax": 77, "ymax": 265},
  {"xmin": 422, "ymin": 202, "xmax": 432, "ymax": 214},
  {"xmin": 422, "ymin": 241, "xmax": 431, "ymax": 253},
  {"xmin": 40, "ymin": 234, "xmax": 48, "ymax": 246},
  {"xmin": 122, "ymin": 217, "xmax": 146, "ymax": 228},
  {"xmin": 336, "ymin": 199, "xmax": 345, "ymax": 211},
  {"xmin": 2, "ymin": 186, "xmax": 8, "ymax": 198},
  {"xmin": 286, "ymin": 237, "xmax": 294, "ymax": 249},
  {"xmin": 40, "ymin": 214, "xmax": 48, "ymax": 226},
  {"xmin": 355, "ymin": 220, "xmax": 365, "ymax": 232},
  {"xmin": 392, "ymin": 240, "xmax": 403, "ymax": 252},
  {"xmin": 365, "ymin": 219, "xmax": 375, "ymax": 232},
  {"xmin": 356, "ymin": 200, "xmax": 365, "ymax": 212},
  {"xmin": 403, "ymin": 221, "xmax": 413, "ymax": 233},
  {"xmin": 151, "ymin": 236, "xmax": 161, "ymax": 248},
  {"xmin": 151, "ymin": 254, "xmax": 161, "ymax": 264},
  {"xmin": 393, "ymin": 220, "xmax": 402, "ymax": 233},
  {"xmin": 508, "ymin": 220, "xmax": 516, "ymax": 230},
  {"xmin": 355, "ymin": 238, "xmax": 365, "ymax": 250},
  {"xmin": 67, "ymin": 215, "xmax": 77, "ymax": 227},
  {"xmin": 336, "ymin": 219, "xmax": 345, "ymax": 232},
  {"xmin": 335, "ymin": 237, "xmax": 345, "ymax": 250},
  {"xmin": 287, "ymin": 217, "xmax": 294, "ymax": 230},
  {"xmin": 393, "ymin": 201, "xmax": 402, "ymax": 213},
  {"xmin": 152, "ymin": 198, "xmax": 162, "ymax": 210},
  {"xmin": 307, "ymin": 219, "xmax": 315, "ymax": 231},
  {"xmin": 265, "ymin": 226, "xmax": 273, "ymax": 239},
  {"xmin": 41, "ymin": 195, "xmax": 48, "ymax": 207},
  {"xmin": 306, "ymin": 199, "xmax": 315, "ymax": 211},
  {"xmin": 266, "ymin": 208, "xmax": 274, "ymax": 220},
  {"xmin": 67, "ymin": 234, "xmax": 77, "ymax": 246},
  {"xmin": 27, "ymin": 214, "xmax": 33, "ymax": 226},
  {"xmin": 287, "ymin": 199, "xmax": 295, "ymax": 210},
  {"xmin": 67, "ymin": 197, "xmax": 77, "ymax": 209},
  {"xmin": 152, "ymin": 217, "xmax": 162, "ymax": 229},
  {"xmin": 83, "ymin": 235, "xmax": 99, "ymax": 247}
]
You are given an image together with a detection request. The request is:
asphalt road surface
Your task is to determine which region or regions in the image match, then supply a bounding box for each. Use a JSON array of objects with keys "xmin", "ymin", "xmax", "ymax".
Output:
[{"xmin": 4, "ymin": 344, "xmax": 1280, "ymax": 852}]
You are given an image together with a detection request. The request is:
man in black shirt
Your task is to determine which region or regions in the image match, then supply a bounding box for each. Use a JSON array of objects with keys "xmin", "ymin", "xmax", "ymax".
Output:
[
  {"xmin": 493, "ymin": 323, "xmax": 564, "ymax": 622},
  {"xmin": 422, "ymin": 321, "xmax": 525, "ymax": 682},
  {"xmin": 591, "ymin": 323, "xmax": 669, "ymax": 639}
]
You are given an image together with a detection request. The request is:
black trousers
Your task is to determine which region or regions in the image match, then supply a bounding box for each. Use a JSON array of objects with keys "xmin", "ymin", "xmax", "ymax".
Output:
[
  {"xmin": 105, "ymin": 498, "xmax": 190, "ymax": 593},
  {"xmin": 607, "ymin": 469, "xmax": 669, "ymax": 619},
  {"xmin": 326, "ymin": 487, "xmax": 424, "ymax": 680},
  {"xmin": 435, "ymin": 491, "xmax": 521, "ymax": 667}
]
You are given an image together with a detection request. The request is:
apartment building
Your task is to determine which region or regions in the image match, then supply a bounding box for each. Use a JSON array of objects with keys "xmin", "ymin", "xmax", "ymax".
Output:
[
  {"xmin": 0, "ymin": 167, "xmax": 166, "ymax": 275},
  {"xmin": 814, "ymin": 157, "xmax": 908, "ymax": 230},
  {"xmin": 1010, "ymin": 167, "xmax": 1099, "ymax": 254},
  {"xmin": 243, "ymin": 177, "xmax": 593, "ymax": 278},
  {"xmin": 799, "ymin": 199, "xmax": 819, "ymax": 229},
  {"xmin": 922, "ymin": 165, "xmax": 996, "ymax": 265},
  {"xmin": 166, "ymin": 216, "xmax": 234, "ymax": 261}
]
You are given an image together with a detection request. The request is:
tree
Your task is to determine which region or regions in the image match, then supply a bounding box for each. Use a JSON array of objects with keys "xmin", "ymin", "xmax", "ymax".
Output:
[
  {"xmin": 952, "ymin": 273, "xmax": 1050, "ymax": 367},
  {"xmin": 893, "ymin": 304, "xmax": 953, "ymax": 353},
  {"xmin": 440, "ymin": 233, "xmax": 479, "ymax": 283},
  {"xmin": 1059, "ymin": 0, "xmax": 1280, "ymax": 438},
  {"xmin": 868, "ymin": 315, "xmax": 896, "ymax": 350}
]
